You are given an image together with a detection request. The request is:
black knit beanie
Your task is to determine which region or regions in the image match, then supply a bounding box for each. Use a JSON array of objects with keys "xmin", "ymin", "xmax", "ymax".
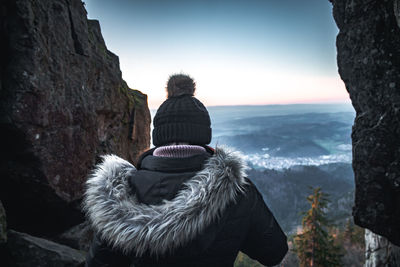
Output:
[{"xmin": 152, "ymin": 74, "xmax": 212, "ymax": 146}]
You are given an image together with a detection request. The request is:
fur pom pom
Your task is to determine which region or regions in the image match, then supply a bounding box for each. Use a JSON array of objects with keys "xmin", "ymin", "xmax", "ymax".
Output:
[{"xmin": 167, "ymin": 74, "xmax": 196, "ymax": 98}]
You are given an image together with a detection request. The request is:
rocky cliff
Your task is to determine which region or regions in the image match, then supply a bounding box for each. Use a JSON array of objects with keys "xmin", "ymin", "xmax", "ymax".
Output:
[
  {"xmin": 364, "ymin": 229, "xmax": 400, "ymax": 266},
  {"xmin": 0, "ymin": 0, "xmax": 150, "ymax": 265},
  {"xmin": 329, "ymin": 0, "xmax": 400, "ymax": 246}
]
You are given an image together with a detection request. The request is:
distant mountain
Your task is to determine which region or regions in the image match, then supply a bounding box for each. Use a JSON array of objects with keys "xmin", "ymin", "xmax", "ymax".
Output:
[
  {"xmin": 208, "ymin": 104, "xmax": 355, "ymax": 125},
  {"xmin": 217, "ymin": 131, "xmax": 330, "ymax": 157},
  {"xmin": 212, "ymin": 112, "xmax": 354, "ymax": 158}
]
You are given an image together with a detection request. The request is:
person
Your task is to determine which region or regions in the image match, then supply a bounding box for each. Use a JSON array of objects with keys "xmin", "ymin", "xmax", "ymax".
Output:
[{"xmin": 83, "ymin": 74, "xmax": 288, "ymax": 267}]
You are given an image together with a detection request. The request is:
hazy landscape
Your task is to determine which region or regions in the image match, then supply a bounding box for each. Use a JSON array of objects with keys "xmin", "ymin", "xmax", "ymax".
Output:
[{"xmin": 207, "ymin": 103, "xmax": 356, "ymax": 233}]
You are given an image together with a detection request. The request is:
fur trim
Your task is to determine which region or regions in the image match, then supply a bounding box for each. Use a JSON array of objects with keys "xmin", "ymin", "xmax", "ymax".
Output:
[{"xmin": 83, "ymin": 147, "xmax": 248, "ymax": 257}]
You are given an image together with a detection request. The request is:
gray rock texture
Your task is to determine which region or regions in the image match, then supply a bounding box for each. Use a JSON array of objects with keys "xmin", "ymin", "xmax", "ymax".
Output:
[
  {"xmin": 365, "ymin": 229, "xmax": 400, "ymax": 267},
  {"xmin": 7, "ymin": 230, "xmax": 85, "ymax": 267},
  {"xmin": 55, "ymin": 222, "xmax": 93, "ymax": 251},
  {"xmin": 329, "ymin": 0, "xmax": 400, "ymax": 246},
  {"xmin": 0, "ymin": 201, "xmax": 6, "ymax": 244},
  {"xmin": 0, "ymin": 0, "xmax": 150, "ymax": 236}
]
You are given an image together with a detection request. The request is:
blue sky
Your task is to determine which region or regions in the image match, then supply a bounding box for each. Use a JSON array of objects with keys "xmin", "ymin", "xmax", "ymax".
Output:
[{"xmin": 84, "ymin": 0, "xmax": 349, "ymax": 108}]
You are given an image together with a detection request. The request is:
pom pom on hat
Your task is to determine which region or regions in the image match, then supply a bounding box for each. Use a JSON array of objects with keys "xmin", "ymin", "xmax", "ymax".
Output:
[
  {"xmin": 153, "ymin": 74, "xmax": 211, "ymax": 146},
  {"xmin": 167, "ymin": 74, "xmax": 196, "ymax": 98}
]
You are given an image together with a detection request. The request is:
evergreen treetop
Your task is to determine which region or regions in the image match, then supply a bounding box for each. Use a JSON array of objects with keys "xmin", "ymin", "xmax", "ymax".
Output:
[{"xmin": 294, "ymin": 187, "xmax": 342, "ymax": 267}]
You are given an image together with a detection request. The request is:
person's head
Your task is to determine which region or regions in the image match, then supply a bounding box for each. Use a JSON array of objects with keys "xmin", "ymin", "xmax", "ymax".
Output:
[{"xmin": 152, "ymin": 74, "xmax": 212, "ymax": 147}]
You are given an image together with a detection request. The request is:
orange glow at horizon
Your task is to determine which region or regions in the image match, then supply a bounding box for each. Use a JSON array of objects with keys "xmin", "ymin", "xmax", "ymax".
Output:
[{"xmin": 123, "ymin": 66, "xmax": 349, "ymax": 110}]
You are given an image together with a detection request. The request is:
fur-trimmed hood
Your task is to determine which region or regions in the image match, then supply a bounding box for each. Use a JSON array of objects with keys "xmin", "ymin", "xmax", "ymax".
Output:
[{"xmin": 83, "ymin": 147, "xmax": 248, "ymax": 257}]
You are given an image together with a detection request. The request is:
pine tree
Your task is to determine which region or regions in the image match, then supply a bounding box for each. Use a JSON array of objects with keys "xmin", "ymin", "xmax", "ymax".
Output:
[
  {"xmin": 344, "ymin": 218, "xmax": 354, "ymax": 241},
  {"xmin": 294, "ymin": 187, "xmax": 342, "ymax": 267},
  {"xmin": 343, "ymin": 218, "xmax": 365, "ymax": 247}
]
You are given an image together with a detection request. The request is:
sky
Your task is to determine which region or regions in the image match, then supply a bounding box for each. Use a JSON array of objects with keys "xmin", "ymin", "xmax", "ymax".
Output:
[{"xmin": 84, "ymin": 0, "xmax": 349, "ymax": 108}]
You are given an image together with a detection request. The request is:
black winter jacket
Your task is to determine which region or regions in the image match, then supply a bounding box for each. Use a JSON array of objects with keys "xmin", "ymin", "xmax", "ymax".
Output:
[{"xmin": 83, "ymin": 147, "xmax": 288, "ymax": 267}]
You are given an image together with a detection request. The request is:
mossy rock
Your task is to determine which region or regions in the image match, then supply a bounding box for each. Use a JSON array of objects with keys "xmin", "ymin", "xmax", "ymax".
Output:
[
  {"xmin": 130, "ymin": 89, "xmax": 146, "ymax": 107},
  {"xmin": 119, "ymin": 85, "xmax": 147, "ymax": 109}
]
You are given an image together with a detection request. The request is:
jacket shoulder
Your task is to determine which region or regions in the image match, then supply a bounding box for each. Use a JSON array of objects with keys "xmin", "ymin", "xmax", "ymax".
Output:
[{"xmin": 242, "ymin": 177, "xmax": 264, "ymax": 202}]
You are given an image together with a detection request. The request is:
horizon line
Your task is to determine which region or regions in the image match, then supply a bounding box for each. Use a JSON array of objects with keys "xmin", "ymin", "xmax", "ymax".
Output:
[
  {"xmin": 149, "ymin": 100, "xmax": 352, "ymax": 111},
  {"xmin": 205, "ymin": 101, "xmax": 351, "ymax": 108}
]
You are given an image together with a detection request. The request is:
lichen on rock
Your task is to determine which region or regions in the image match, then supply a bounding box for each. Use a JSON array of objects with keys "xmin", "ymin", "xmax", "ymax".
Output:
[{"xmin": 364, "ymin": 229, "xmax": 400, "ymax": 267}]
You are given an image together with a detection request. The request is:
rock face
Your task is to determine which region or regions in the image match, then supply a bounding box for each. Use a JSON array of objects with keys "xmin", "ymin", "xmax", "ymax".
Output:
[
  {"xmin": 0, "ymin": 0, "xmax": 150, "ymax": 237},
  {"xmin": 329, "ymin": 0, "xmax": 400, "ymax": 246},
  {"xmin": 0, "ymin": 201, "xmax": 6, "ymax": 244},
  {"xmin": 6, "ymin": 230, "xmax": 85, "ymax": 267},
  {"xmin": 365, "ymin": 229, "xmax": 400, "ymax": 267},
  {"xmin": 55, "ymin": 222, "xmax": 93, "ymax": 251}
]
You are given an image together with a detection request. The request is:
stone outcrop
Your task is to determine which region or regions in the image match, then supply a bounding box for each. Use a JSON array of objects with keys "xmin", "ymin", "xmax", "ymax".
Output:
[
  {"xmin": 365, "ymin": 229, "xmax": 400, "ymax": 267},
  {"xmin": 329, "ymin": 0, "xmax": 400, "ymax": 246},
  {"xmin": 0, "ymin": 0, "xmax": 150, "ymax": 238},
  {"xmin": 55, "ymin": 222, "xmax": 93, "ymax": 251},
  {"xmin": 0, "ymin": 201, "xmax": 6, "ymax": 244},
  {"xmin": 6, "ymin": 230, "xmax": 85, "ymax": 267}
]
